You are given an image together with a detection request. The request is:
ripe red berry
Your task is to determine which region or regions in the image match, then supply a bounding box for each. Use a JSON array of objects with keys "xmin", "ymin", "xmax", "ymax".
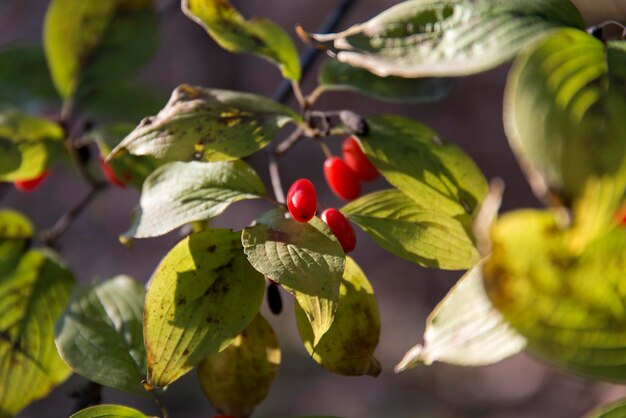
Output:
[
  {"xmin": 324, "ymin": 157, "xmax": 361, "ymax": 201},
  {"xmin": 342, "ymin": 136, "xmax": 379, "ymax": 182},
  {"xmin": 99, "ymin": 156, "xmax": 130, "ymax": 188},
  {"xmin": 13, "ymin": 171, "xmax": 49, "ymax": 192},
  {"xmin": 321, "ymin": 208, "xmax": 356, "ymax": 253},
  {"xmin": 615, "ymin": 204, "xmax": 626, "ymax": 226},
  {"xmin": 286, "ymin": 178, "xmax": 317, "ymax": 222}
]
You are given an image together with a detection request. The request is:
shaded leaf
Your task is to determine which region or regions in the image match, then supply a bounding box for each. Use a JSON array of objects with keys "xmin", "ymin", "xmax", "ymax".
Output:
[
  {"xmin": 0, "ymin": 45, "xmax": 58, "ymax": 105},
  {"xmin": 312, "ymin": 0, "xmax": 584, "ymax": 77},
  {"xmin": 55, "ymin": 276, "xmax": 147, "ymax": 396},
  {"xmin": 84, "ymin": 81, "xmax": 164, "ymax": 121},
  {"xmin": 319, "ymin": 59, "xmax": 454, "ymax": 102},
  {"xmin": 183, "ymin": 0, "xmax": 300, "ymax": 80},
  {"xmin": 295, "ymin": 257, "xmax": 381, "ymax": 377},
  {"xmin": 70, "ymin": 404, "xmax": 150, "ymax": 418},
  {"xmin": 484, "ymin": 210, "xmax": 626, "ymax": 381},
  {"xmin": 110, "ymin": 84, "xmax": 299, "ymax": 162},
  {"xmin": 242, "ymin": 209, "xmax": 345, "ymax": 346},
  {"xmin": 144, "ymin": 229, "xmax": 265, "ymax": 388},
  {"xmin": 197, "ymin": 314, "xmax": 280, "ymax": 418},
  {"xmin": 396, "ymin": 262, "xmax": 526, "ymax": 372},
  {"xmin": 505, "ymin": 29, "xmax": 626, "ymax": 203},
  {"xmin": 0, "ymin": 209, "xmax": 33, "ymax": 275},
  {"xmin": 358, "ymin": 115, "xmax": 488, "ymax": 217},
  {"xmin": 0, "ymin": 110, "xmax": 64, "ymax": 182},
  {"xmin": 125, "ymin": 160, "xmax": 265, "ymax": 239},
  {"xmin": 343, "ymin": 189, "xmax": 478, "ymax": 270},
  {"xmin": 0, "ymin": 250, "xmax": 74, "ymax": 417}
]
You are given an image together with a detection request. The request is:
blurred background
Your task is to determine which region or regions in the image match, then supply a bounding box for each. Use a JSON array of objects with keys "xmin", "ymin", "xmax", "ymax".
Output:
[{"xmin": 1, "ymin": 0, "xmax": 626, "ymax": 417}]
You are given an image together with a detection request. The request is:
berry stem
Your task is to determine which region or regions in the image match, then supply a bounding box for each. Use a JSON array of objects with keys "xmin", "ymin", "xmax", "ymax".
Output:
[
  {"xmin": 319, "ymin": 141, "xmax": 333, "ymax": 158},
  {"xmin": 275, "ymin": 127, "xmax": 305, "ymax": 156},
  {"xmin": 268, "ymin": 151, "xmax": 286, "ymax": 204}
]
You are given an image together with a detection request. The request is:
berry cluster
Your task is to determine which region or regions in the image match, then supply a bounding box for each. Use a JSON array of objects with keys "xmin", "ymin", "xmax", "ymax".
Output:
[{"xmin": 286, "ymin": 136, "xmax": 378, "ymax": 253}]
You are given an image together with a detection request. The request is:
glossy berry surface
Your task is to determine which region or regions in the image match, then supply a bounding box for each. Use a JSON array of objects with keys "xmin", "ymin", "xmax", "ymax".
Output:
[
  {"xmin": 286, "ymin": 178, "xmax": 317, "ymax": 222},
  {"xmin": 321, "ymin": 208, "xmax": 356, "ymax": 253},
  {"xmin": 99, "ymin": 156, "xmax": 130, "ymax": 188},
  {"xmin": 342, "ymin": 136, "xmax": 379, "ymax": 182},
  {"xmin": 13, "ymin": 171, "xmax": 49, "ymax": 192},
  {"xmin": 324, "ymin": 157, "xmax": 361, "ymax": 201}
]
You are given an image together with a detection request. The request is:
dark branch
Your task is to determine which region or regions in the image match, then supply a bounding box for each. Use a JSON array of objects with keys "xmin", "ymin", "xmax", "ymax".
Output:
[{"xmin": 68, "ymin": 381, "xmax": 102, "ymax": 415}]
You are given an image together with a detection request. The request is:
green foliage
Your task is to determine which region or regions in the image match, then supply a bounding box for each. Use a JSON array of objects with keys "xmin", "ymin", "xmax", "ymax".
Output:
[
  {"xmin": 125, "ymin": 160, "xmax": 266, "ymax": 239},
  {"xmin": 295, "ymin": 257, "xmax": 381, "ymax": 377},
  {"xmin": 343, "ymin": 190, "xmax": 478, "ymax": 270},
  {"xmin": 312, "ymin": 0, "xmax": 584, "ymax": 77},
  {"xmin": 585, "ymin": 399, "xmax": 626, "ymax": 418},
  {"xmin": 70, "ymin": 405, "xmax": 150, "ymax": 418},
  {"xmin": 505, "ymin": 29, "xmax": 626, "ymax": 203},
  {"xmin": 197, "ymin": 314, "xmax": 280, "ymax": 418},
  {"xmin": 0, "ymin": 210, "xmax": 33, "ymax": 276},
  {"xmin": 242, "ymin": 209, "xmax": 345, "ymax": 346},
  {"xmin": 0, "ymin": 110, "xmax": 64, "ymax": 181},
  {"xmin": 319, "ymin": 60, "xmax": 454, "ymax": 103},
  {"xmin": 0, "ymin": 46, "xmax": 57, "ymax": 105},
  {"xmin": 55, "ymin": 276, "xmax": 147, "ymax": 396},
  {"xmin": 396, "ymin": 262, "xmax": 526, "ymax": 372},
  {"xmin": 144, "ymin": 229, "xmax": 265, "ymax": 388},
  {"xmin": 183, "ymin": 0, "xmax": 301, "ymax": 81},
  {"xmin": 0, "ymin": 250, "xmax": 74, "ymax": 418},
  {"xmin": 111, "ymin": 85, "xmax": 300, "ymax": 162}
]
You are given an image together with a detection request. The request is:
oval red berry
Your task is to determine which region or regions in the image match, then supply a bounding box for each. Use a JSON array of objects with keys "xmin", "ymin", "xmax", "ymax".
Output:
[
  {"xmin": 324, "ymin": 157, "xmax": 361, "ymax": 201},
  {"xmin": 321, "ymin": 208, "xmax": 356, "ymax": 253},
  {"xmin": 99, "ymin": 156, "xmax": 130, "ymax": 188},
  {"xmin": 13, "ymin": 171, "xmax": 49, "ymax": 192},
  {"xmin": 342, "ymin": 136, "xmax": 379, "ymax": 182},
  {"xmin": 286, "ymin": 178, "xmax": 317, "ymax": 222}
]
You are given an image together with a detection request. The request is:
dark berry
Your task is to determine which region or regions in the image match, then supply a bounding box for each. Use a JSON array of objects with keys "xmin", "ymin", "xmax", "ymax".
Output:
[{"xmin": 267, "ymin": 282, "xmax": 282, "ymax": 315}]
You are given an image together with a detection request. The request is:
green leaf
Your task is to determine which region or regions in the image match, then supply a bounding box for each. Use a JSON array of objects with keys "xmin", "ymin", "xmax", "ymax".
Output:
[
  {"xmin": 55, "ymin": 275, "xmax": 147, "ymax": 396},
  {"xmin": 0, "ymin": 209, "xmax": 33, "ymax": 275},
  {"xmin": 0, "ymin": 250, "xmax": 74, "ymax": 417},
  {"xmin": 144, "ymin": 229, "xmax": 265, "ymax": 388},
  {"xmin": 312, "ymin": 0, "xmax": 584, "ymax": 78},
  {"xmin": 84, "ymin": 81, "xmax": 164, "ymax": 121},
  {"xmin": 319, "ymin": 59, "xmax": 454, "ymax": 102},
  {"xmin": 182, "ymin": 0, "xmax": 301, "ymax": 81},
  {"xmin": 197, "ymin": 314, "xmax": 280, "ymax": 418},
  {"xmin": 110, "ymin": 84, "xmax": 299, "ymax": 162},
  {"xmin": 89, "ymin": 123, "xmax": 162, "ymax": 189},
  {"xmin": 126, "ymin": 160, "xmax": 266, "ymax": 239},
  {"xmin": 484, "ymin": 210, "xmax": 626, "ymax": 382},
  {"xmin": 242, "ymin": 209, "xmax": 345, "ymax": 346},
  {"xmin": 70, "ymin": 404, "xmax": 150, "ymax": 418},
  {"xmin": 0, "ymin": 45, "xmax": 58, "ymax": 105},
  {"xmin": 343, "ymin": 189, "xmax": 478, "ymax": 270},
  {"xmin": 395, "ymin": 262, "xmax": 526, "ymax": 372},
  {"xmin": 585, "ymin": 399, "xmax": 626, "ymax": 418},
  {"xmin": 505, "ymin": 29, "xmax": 626, "ymax": 203},
  {"xmin": 0, "ymin": 110, "xmax": 64, "ymax": 182},
  {"xmin": 295, "ymin": 257, "xmax": 381, "ymax": 377},
  {"xmin": 43, "ymin": 0, "xmax": 117, "ymax": 98},
  {"xmin": 358, "ymin": 115, "xmax": 488, "ymax": 217}
]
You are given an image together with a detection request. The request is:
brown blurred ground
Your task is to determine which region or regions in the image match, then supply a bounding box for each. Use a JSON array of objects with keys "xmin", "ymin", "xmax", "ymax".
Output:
[{"xmin": 1, "ymin": 1, "xmax": 626, "ymax": 417}]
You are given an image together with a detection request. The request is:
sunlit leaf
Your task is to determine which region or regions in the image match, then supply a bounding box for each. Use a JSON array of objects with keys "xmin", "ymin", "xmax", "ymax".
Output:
[
  {"xmin": 295, "ymin": 257, "xmax": 381, "ymax": 376},
  {"xmin": 312, "ymin": 0, "xmax": 584, "ymax": 77},
  {"xmin": 0, "ymin": 250, "xmax": 74, "ymax": 417},
  {"xmin": 144, "ymin": 229, "xmax": 264, "ymax": 388},
  {"xmin": 396, "ymin": 262, "xmax": 526, "ymax": 372},
  {"xmin": 343, "ymin": 189, "xmax": 478, "ymax": 270},
  {"xmin": 70, "ymin": 404, "xmax": 150, "ymax": 418},
  {"xmin": 242, "ymin": 209, "xmax": 345, "ymax": 346},
  {"xmin": 0, "ymin": 209, "xmax": 33, "ymax": 276},
  {"xmin": 504, "ymin": 29, "xmax": 626, "ymax": 203},
  {"xmin": 110, "ymin": 84, "xmax": 299, "ymax": 162},
  {"xmin": 126, "ymin": 160, "xmax": 265, "ymax": 239},
  {"xmin": 55, "ymin": 276, "xmax": 147, "ymax": 396},
  {"xmin": 183, "ymin": 0, "xmax": 301, "ymax": 80},
  {"xmin": 358, "ymin": 115, "xmax": 488, "ymax": 217},
  {"xmin": 319, "ymin": 60, "xmax": 454, "ymax": 102},
  {"xmin": 197, "ymin": 314, "xmax": 280, "ymax": 418}
]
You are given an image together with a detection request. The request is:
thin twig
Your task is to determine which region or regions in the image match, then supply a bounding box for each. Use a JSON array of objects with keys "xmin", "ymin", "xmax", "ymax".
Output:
[
  {"xmin": 318, "ymin": 141, "xmax": 333, "ymax": 158},
  {"xmin": 268, "ymin": 152, "xmax": 286, "ymax": 204},
  {"xmin": 275, "ymin": 127, "xmax": 305, "ymax": 155},
  {"xmin": 306, "ymin": 85, "xmax": 326, "ymax": 106},
  {"xmin": 39, "ymin": 182, "xmax": 107, "ymax": 247},
  {"xmin": 151, "ymin": 391, "xmax": 171, "ymax": 418},
  {"xmin": 291, "ymin": 81, "xmax": 307, "ymax": 110}
]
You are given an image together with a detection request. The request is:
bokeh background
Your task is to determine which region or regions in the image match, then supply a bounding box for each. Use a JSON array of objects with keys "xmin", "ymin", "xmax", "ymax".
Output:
[{"xmin": 2, "ymin": 0, "xmax": 626, "ymax": 417}]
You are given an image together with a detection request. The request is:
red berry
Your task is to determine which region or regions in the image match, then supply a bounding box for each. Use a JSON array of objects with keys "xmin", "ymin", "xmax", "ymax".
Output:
[
  {"xmin": 321, "ymin": 208, "xmax": 356, "ymax": 253},
  {"xmin": 324, "ymin": 157, "xmax": 361, "ymax": 201},
  {"xmin": 13, "ymin": 171, "xmax": 49, "ymax": 192},
  {"xmin": 286, "ymin": 178, "xmax": 317, "ymax": 222},
  {"xmin": 99, "ymin": 156, "xmax": 130, "ymax": 188},
  {"xmin": 615, "ymin": 204, "xmax": 626, "ymax": 226},
  {"xmin": 342, "ymin": 136, "xmax": 379, "ymax": 182}
]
